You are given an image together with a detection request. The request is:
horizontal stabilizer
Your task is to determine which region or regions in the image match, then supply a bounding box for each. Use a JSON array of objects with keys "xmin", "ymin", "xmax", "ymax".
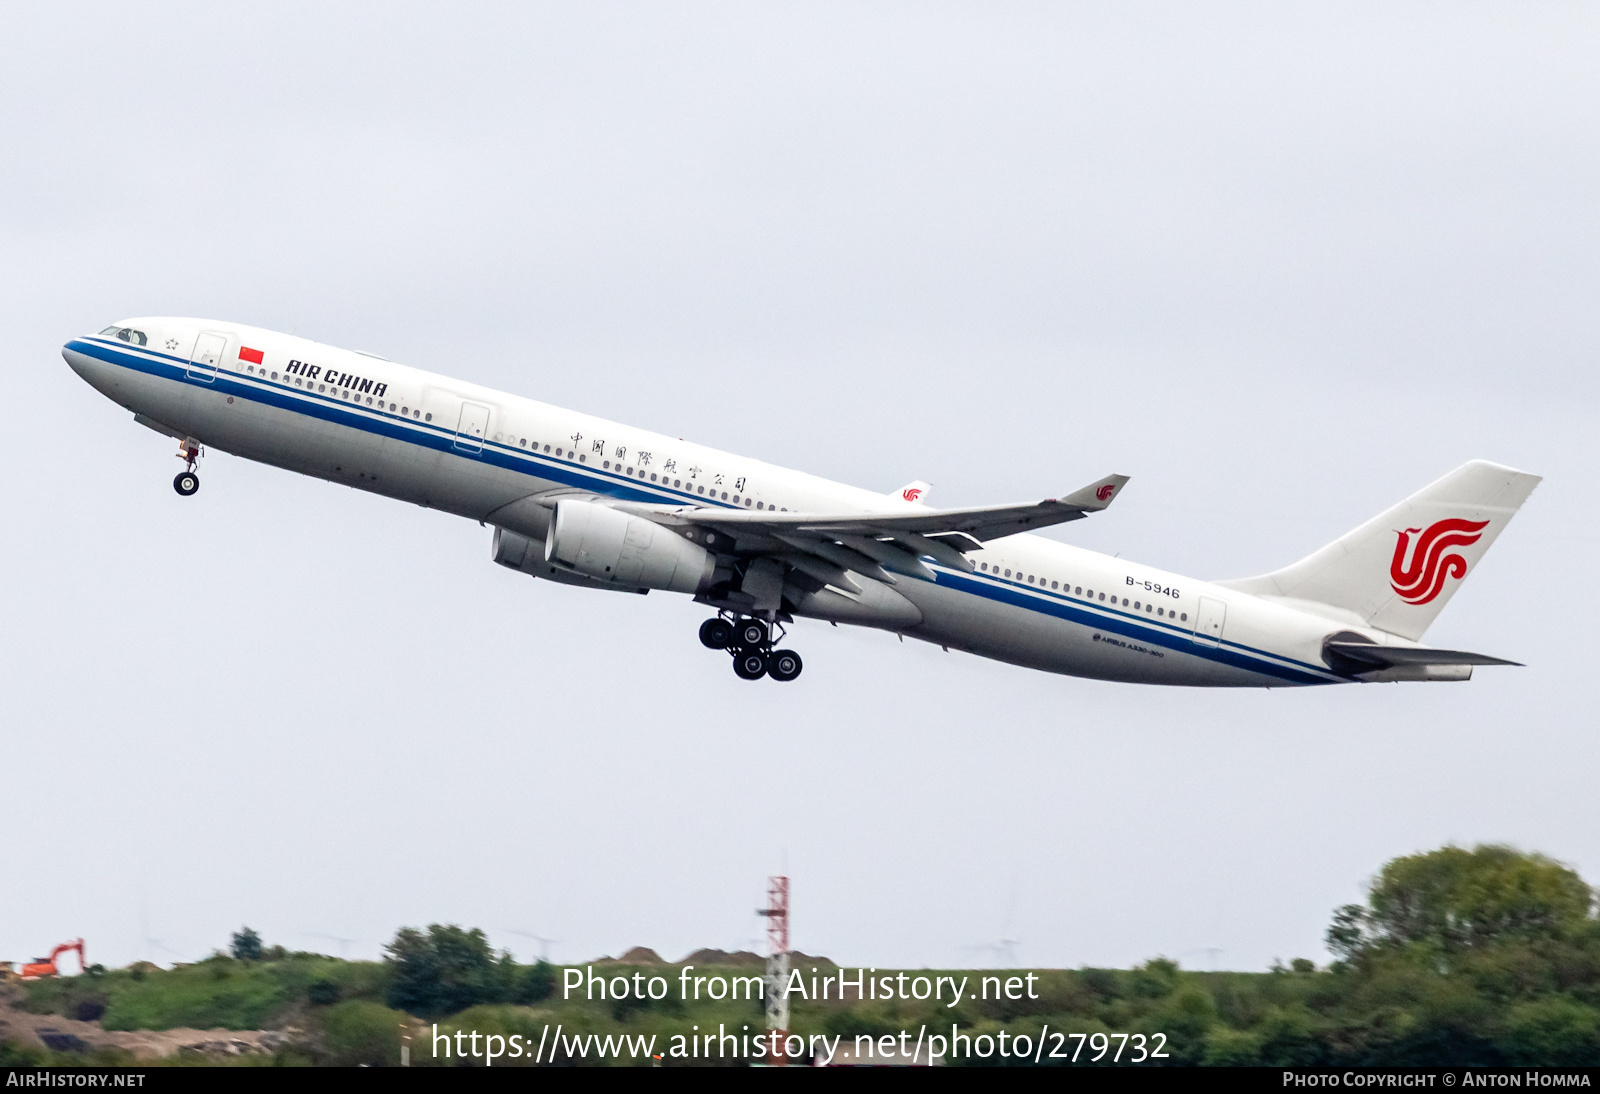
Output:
[{"xmin": 1325, "ymin": 641, "xmax": 1522, "ymax": 670}]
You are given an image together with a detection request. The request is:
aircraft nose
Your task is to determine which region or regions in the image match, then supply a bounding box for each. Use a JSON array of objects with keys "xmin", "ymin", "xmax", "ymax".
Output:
[
  {"xmin": 62, "ymin": 334, "xmax": 120, "ymax": 399},
  {"xmin": 63, "ymin": 340, "xmax": 92, "ymax": 378}
]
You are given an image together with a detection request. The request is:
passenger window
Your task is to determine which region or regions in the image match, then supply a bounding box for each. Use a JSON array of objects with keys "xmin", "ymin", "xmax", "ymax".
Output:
[
  {"xmin": 1181, "ymin": 613, "xmax": 1188, "ymax": 621},
  {"xmin": 1051, "ymin": 581, "xmax": 1058, "ymax": 590},
  {"xmin": 1004, "ymin": 569, "xmax": 1011, "ymax": 578},
  {"xmin": 425, "ymin": 413, "xmax": 432, "ymax": 421},
  {"xmin": 1075, "ymin": 586, "xmax": 1081, "ymax": 595}
]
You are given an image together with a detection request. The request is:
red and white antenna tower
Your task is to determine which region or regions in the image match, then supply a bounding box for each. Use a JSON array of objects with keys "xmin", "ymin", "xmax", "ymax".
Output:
[{"xmin": 758, "ymin": 876, "xmax": 790, "ymax": 1064}]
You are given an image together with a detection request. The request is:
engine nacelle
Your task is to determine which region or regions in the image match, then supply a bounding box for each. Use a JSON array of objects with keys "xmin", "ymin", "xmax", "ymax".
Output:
[
  {"xmin": 492, "ymin": 526, "xmax": 646, "ymax": 593},
  {"xmin": 545, "ymin": 500, "xmax": 713, "ymax": 594}
]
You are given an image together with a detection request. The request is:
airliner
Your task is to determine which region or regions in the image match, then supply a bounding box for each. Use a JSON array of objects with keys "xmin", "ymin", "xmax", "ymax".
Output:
[{"xmin": 63, "ymin": 319, "xmax": 1539, "ymax": 686}]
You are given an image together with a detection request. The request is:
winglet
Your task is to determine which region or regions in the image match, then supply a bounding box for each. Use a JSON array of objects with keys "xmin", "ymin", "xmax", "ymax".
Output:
[
  {"xmin": 892, "ymin": 480, "xmax": 933, "ymax": 505},
  {"xmin": 1058, "ymin": 474, "xmax": 1130, "ymax": 511}
]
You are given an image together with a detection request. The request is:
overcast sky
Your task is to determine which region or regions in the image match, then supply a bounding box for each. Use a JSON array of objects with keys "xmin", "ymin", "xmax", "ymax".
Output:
[{"xmin": 3, "ymin": 2, "xmax": 1597, "ymax": 974}]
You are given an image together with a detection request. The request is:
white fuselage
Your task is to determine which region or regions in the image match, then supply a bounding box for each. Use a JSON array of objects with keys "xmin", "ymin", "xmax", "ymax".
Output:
[{"xmin": 64, "ymin": 318, "xmax": 1373, "ymax": 687}]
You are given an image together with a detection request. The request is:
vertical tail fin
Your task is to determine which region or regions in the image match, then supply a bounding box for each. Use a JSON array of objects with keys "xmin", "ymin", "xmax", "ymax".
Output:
[{"xmin": 1218, "ymin": 460, "xmax": 1541, "ymax": 641}]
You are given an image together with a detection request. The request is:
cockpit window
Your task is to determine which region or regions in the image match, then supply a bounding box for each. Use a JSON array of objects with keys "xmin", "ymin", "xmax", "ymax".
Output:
[{"xmin": 100, "ymin": 326, "xmax": 147, "ymax": 346}]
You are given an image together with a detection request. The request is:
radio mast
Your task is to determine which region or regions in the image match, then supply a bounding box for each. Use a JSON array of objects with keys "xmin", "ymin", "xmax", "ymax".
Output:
[{"xmin": 758, "ymin": 876, "xmax": 790, "ymax": 1064}]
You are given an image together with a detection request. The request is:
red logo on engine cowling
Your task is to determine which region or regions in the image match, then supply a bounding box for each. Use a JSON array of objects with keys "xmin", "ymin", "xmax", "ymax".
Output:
[
  {"xmin": 1389, "ymin": 518, "xmax": 1489, "ymax": 605},
  {"xmin": 1095, "ymin": 484, "xmax": 1115, "ymax": 501}
]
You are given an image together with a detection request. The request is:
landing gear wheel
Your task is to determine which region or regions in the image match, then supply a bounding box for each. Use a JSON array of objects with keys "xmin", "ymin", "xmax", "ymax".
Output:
[
  {"xmin": 173, "ymin": 472, "xmax": 200, "ymax": 497},
  {"xmin": 735, "ymin": 620, "xmax": 768, "ymax": 651},
  {"xmin": 699, "ymin": 618, "xmax": 734, "ymax": 649},
  {"xmin": 733, "ymin": 650, "xmax": 769, "ymax": 680},
  {"xmin": 767, "ymin": 649, "xmax": 803, "ymax": 682}
]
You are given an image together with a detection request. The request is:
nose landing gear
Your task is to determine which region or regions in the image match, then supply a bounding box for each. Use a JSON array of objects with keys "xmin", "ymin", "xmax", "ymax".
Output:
[
  {"xmin": 172, "ymin": 439, "xmax": 202, "ymax": 497},
  {"xmin": 699, "ymin": 614, "xmax": 803, "ymax": 682}
]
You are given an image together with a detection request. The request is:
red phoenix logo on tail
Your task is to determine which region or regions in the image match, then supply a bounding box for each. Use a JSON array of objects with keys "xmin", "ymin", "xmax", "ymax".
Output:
[
  {"xmin": 1095, "ymin": 484, "xmax": 1116, "ymax": 501},
  {"xmin": 1389, "ymin": 518, "xmax": 1489, "ymax": 605},
  {"xmin": 901, "ymin": 487, "xmax": 923, "ymax": 502}
]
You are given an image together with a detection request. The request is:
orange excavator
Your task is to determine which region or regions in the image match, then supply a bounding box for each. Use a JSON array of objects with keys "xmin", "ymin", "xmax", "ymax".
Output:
[{"xmin": 21, "ymin": 939, "xmax": 85, "ymax": 980}]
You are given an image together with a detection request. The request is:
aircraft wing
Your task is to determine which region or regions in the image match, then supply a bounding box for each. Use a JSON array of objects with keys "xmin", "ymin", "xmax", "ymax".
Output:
[
  {"xmin": 633, "ymin": 473, "xmax": 1129, "ymax": 586},
  {"xmin": 1324, "ymin": 642, "xmax": 1522, "ymax": 669}
]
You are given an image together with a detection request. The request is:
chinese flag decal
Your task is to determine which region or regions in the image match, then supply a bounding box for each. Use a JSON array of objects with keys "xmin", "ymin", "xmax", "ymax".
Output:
[{"xmin": 239, "ymin": 346, "xmax": 264, "ymax": 365}]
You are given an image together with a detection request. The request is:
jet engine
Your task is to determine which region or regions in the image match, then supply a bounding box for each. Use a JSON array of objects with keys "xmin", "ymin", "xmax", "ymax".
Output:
[{"xmin": 545, "ymin": 500, "xmax": 714, "ymax": 594}]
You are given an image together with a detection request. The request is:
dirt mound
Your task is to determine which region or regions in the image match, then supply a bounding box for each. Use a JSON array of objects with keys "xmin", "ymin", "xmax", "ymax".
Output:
[
  {"xmin": 593, "ymin": 946, "xmax": 665, "ymax": 965},
  {"xmin": 679, "ymin": 948, "xmax": 763, "ymax": 967}
]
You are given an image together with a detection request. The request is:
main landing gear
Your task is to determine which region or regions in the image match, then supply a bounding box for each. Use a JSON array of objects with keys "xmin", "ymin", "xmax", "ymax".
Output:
[
  {"xmin": 698, "ymin": 615, "xmax": 803, "ymax": 682},
  {"xmin": 173, "ymin": 439, "xmax": 202, "ymax": 497}
]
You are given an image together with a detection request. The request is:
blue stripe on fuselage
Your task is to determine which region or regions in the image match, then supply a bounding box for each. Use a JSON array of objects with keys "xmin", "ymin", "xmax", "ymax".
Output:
[{"xmin": 933, "ymin": 569, "xmax": 1335, "ymax": 685}]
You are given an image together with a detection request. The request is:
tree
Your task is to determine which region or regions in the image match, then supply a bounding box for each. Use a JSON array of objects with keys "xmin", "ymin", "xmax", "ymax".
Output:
[
  {"xmin": 515, "ymin": 960, "xmax": 556, "ymax": 1004},
  {"xmin": 384, "ymin": 924, "xmax": 518, "ymax": 1017},
  {"xmin": 1328, "ymin": 845, "xmax": 1595, "ymax": 961},
  {"xmin": 230, "ymin": 927, "xmax": 263, "ymax": 962}
]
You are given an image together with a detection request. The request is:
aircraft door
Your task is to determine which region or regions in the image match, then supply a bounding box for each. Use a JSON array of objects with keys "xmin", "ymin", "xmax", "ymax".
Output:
[
  {"xmin": 187, "ymin": 331, "xmax": 227, "ymax": 383},
  {"xmin": 1192, "ymin": 597, "xmax": 1227, "ymax": 647},
  {"xmin": 453, "ymin": 402, "xmax": 491, "ymax": 453}
]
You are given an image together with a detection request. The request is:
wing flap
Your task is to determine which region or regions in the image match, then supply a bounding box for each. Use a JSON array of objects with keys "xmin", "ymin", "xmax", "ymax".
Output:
[{"xmin": 671, "ymin": 473, "xmax": 1129, "ymax": 544}]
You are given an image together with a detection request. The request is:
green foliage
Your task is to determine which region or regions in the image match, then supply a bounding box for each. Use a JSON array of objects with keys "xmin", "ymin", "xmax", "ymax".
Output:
[
  {"xmin": 315, "ymin": 1000, "xmax": 407, "ymax": 1066},
  {"xmin": 231, "ymin": 927, "xmax": 263, "ymax": 962},
  {"xmin": 1333, "ymin": 845, "xmax": 1595, "ymax": 962},
  {"xmin": 1502, "ymin": 997, "xmax": 1600, "ymax": 1066},
  {"xmin": 515, "ymin": 960, "xmax": 557, "ymax": 1004},
  {"xmin": 19, "ymin": 954, "xmax": 390, "ymax": 1031},
  {"xmin": 384, "ymin": 924, "xmax": 520, "ymax": 1018},
  {"xmin": 1201, "ymin": 1025, "xmax": 1263, "ymax": 1066}
]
